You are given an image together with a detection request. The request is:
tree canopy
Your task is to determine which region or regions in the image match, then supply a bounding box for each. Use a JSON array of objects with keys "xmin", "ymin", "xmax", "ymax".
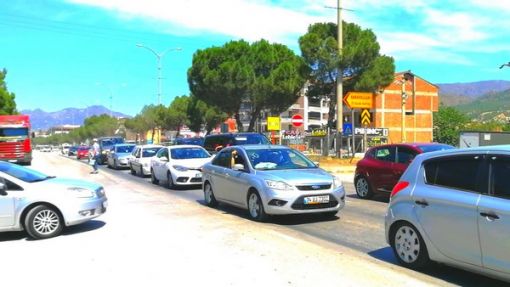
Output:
[
  {"xmin": 0, "ymin": 69, "xmax": 17, "ymax": 115},
  {"xmin": 187, "ymin": 95, "xmax": 227, "ymax": 135},
  {"xmin": 433, "ymin": 106, "xmax": 470, "ymax": 146},
  {"xmin": 299, "ymin": 22, "xmax": 395, "ymax": 128}
]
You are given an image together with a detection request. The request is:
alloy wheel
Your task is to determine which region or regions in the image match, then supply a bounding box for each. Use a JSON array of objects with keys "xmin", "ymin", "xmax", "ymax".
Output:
[{"xmin": 33, "ymin": 209, "xmax": 60, "ymax": 235}]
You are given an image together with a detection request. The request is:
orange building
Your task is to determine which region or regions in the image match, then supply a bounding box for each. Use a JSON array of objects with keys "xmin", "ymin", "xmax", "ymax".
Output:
[{"xmin": 372, "ymin": 71, "xmax": 439, "ymax": 143}]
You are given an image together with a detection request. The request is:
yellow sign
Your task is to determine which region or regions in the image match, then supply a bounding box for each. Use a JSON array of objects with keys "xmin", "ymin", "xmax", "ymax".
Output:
[
  {"xmin": 311, "ymin": 128, "xmax": 327, "ymax": 137},
  {"xmin": 267, "ymin": 117, "xmax": 280, "ymax": 131},
  {"xmin": 361, "ymin": 109, "xmax": 371, "ymax": 126},
  {"xmin": 343, "ymin": 92, "xmax": 373, "ymax": 109}
]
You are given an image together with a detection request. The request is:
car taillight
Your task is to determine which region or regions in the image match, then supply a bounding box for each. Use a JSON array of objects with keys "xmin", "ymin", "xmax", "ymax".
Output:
[
  {"xmin": 23, "ymin": 139, "xmax": 31, "ymax": 153},
  {"xmin": 391, "ymin": 181, "xmax": 409, "ymax": 198}
]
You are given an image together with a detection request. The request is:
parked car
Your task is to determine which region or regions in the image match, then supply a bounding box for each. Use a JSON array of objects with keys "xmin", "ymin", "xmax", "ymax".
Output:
[
  {"xmin": 354, "ymin": 143, "xmax": 454, "ymax": 199},
  {"xmin": 129, "ymin": 144, "xmax": 164, "ymax": 176},
  {"xmin": 202, "ymin": 145, "xmax": 345, "ymax": 221},
  {"xmin": 0, "ymin": 161, "xmax": 107, "ymax": 239},
  {"xmin": 174, "ymin": 137, "xmax": 204, "ymax": 146},
  {"xmin": 97, "ymin": 136, "xmax": 124, "ymax": 165},
  {"xmin": 203, "ymin": 133, "xmax": 270, "ymax": 154},
  {"xmin": 68, "ymin": 145, "xmax": 78, "ymax": 156},
  {"xmin": 40, "ymin": 145, "xmax": 52, "ymax": 152},
  {"xmin": 76, "ymin": 146, "xmax": 90, "ymax": 160},
  {"xmin": 106, "ymin": 144, "xmax": 136, "ymax": 170},
  {"xmin": 385, "ymin": 145, "xmax": 510, "ymax": 283},
  {"xmin": 60, "ymin": 143, "xmax": 71, "ymax": 155},
  {"xmin": 150, "ymin": 145, "xmax": 212, "ymax": 188}
]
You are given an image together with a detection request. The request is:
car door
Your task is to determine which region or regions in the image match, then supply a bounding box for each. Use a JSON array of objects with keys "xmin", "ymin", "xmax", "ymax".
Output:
[
  {"xmin": 208, "ymin": 149, "xmax": 232, "ymax": 201},
  {"xmin": 478, "ymin": 154, "xmax": 510, "ymax": 274},
  {"xmin": 0, "ymin": 178, "xmax": 19, "ymax": 227},
  {"xmin": 369, "ymin": 146, "xmax": 396, "ymax": 192},
  {"xmin": 414, "ymin": 154, "xmax": 483, "ymax": 266},
  {"xmin": 222, "ymin": 148, "xmax": 251, "ymax": 205},
  {"xmin": 392, "ymin": 146, "xmax": 418, "ymax": 188},
  {"xmin": 153, "ymin": 148, "xmax": 169, "ymax": 180},
  {"xmin": 132, "ymin": 147, "xmax": 141, "ymax": 170}
]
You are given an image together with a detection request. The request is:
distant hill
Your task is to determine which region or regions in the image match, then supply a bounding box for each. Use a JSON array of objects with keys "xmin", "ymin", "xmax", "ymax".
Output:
[
  {"xmin": 21, "ymin": 105, "xmax": 131, "ymax": 130},
  {"xmin": 456, "ymin": 88, "xmax": 510, "ymax": 122},
  {"xmin": 437, "ymin": 80, "xmax": 510, "ymax": 106}
]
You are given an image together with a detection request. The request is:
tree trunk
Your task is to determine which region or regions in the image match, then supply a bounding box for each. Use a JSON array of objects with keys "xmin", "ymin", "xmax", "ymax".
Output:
[
  {"xmin": 235, "ymin": 113, "xmax": 244, "ymax": 132},
  {"xmin": 328, "ymin": 95, "xmax": 336, "ymax": 129},
  {"xmin": 248, "ymin": 107, "xmax": 261, "ymax": 132},
  {"xmin": 151, "ymin": 128, "xmax": 155, "ymax": 143}
]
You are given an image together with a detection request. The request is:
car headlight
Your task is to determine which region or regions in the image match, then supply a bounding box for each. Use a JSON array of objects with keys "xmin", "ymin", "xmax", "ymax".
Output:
[
  {"xmin": 172, "ymin": 165, "xmax": 189, "ymax": 172},
  {"xmin": 68, "ymin": 187, "xmax": 95, "ymax": 198},
  {"xmin": 332, "ymin": 176, "xmax": 342, "ymax": 189},
  {"xmin": 265, "ymin": 180, "xmax": 293, "ymax": 191}
]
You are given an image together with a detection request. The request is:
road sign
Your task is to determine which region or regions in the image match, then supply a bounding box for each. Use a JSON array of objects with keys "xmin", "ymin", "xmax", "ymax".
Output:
[
  {"xmin": 343, "ymin": 123, "xmax": 353, "ymax": 135},
  {"xmin": 361, "ymin": 109, "xmax": 371, "ymax": 126},
  {"xmin": 267, "ymin": 117, "xmax": 280, "ymax": 131},
  {"xmin": 343, "ymin": 92, "xmax": 373, "ymax": 109},
  {"xmin": 291, "ymin": 114, "xmax": 304, "ymax": 127}
]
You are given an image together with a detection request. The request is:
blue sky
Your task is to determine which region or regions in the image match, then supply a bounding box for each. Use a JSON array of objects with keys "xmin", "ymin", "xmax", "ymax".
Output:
[{"xmin": 1, "ymin": 0, "xmax": 509, "ymax": 116}]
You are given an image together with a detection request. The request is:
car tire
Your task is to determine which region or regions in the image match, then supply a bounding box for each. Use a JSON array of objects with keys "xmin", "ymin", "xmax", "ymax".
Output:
[
  {"xmin": 130, "ymin": 164, "xmax": 136, "ymax": 175},
  {"xmin": 247, "ymin": 190, "xmax": 267, "ymax": 222},
  {"xmin": 167, "ymin": 171, "xmax": 175, "ymax": 189},
  {"xmin": 203, "ymin": 183, "xmax": 218, "ymax": 207},
  {"xmin": 355, "ymin": 175, "xmax": 374, "ymax": 199},
  {"xmin": 24, "ymin": 205, "xmax": 63, "ymax": 240},
  {"xmin": 139, "ymin": 166, "xmax": 144, "ymax": 177},
  {"xmin": 390, "ymin": 222, "xmax": 430, "ymax": 269},
  {"xmin": 113, "ymin": 160, "xmax": 118, "ymax": 170},
  {"xmin": 151, "ymin": 169, "xmax": 159, "ymax": 185}
]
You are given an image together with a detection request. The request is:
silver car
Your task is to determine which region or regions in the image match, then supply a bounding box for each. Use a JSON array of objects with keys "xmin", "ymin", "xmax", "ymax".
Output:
[
  {"xmin": 385, "ymin": 146, "xmax": 510, "ymax": 282},
  {"xmin": 0, "ymin": 162, "xmax": 107, "ymax": 239},
  {"xmin": 107, "ymin": 144, "xmax": 136, "ymax": 169},
  {"xmin": 202, "ymin": 145, "xmax": 345, "ymax": 221}
]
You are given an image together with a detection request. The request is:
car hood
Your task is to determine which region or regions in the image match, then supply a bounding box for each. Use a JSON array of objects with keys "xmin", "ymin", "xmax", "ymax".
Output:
[
  {"xmin": 255, "ymin": 168, "xmax": 334, "ymax": 185},
  {"xmin": 37, "ymin": 177, "xmax": 102, "ymax": 191},
  {"xmin": 172, "ymin": 158, "xmax": 211, "ymax": 169}
]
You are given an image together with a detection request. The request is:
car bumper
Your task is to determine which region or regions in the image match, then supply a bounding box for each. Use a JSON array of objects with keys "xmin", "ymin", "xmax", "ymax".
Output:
[
  {"xmin": 263, "ymin": 186, "xmax": 346, "ymax": 215},
  {"xmin": 63, "ymin": 196, "xmax": 108, "ymax": 226},
  {"xmin": 171, "ymin": 169, "xmax": 203, "ymax": 185}
]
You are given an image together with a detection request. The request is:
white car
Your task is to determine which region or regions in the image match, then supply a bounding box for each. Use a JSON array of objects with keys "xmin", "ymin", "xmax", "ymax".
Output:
[
  {"xmin": 129, "ymin": 144, "xmax": 164, "ymax": 176},
  {"xmin": 150, "ymin": 145, "xmax": 212, "ymax": 188},
  {"xmin": 0, "ymin": 161, "xmax": 107, "ymax": 239}
]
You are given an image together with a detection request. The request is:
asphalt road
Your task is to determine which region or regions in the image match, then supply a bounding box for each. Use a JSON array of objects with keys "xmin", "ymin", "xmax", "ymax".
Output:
[{"xmin": 17, "ymin": 152, "xmax": 510, "ymax": 286}]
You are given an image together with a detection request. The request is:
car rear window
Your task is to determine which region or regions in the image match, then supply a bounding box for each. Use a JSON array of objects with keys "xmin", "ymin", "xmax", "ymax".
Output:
[
  {"xmin": 142, "ymin": 147, "xmax": 161, "ymax": 157},
  {"xmin": 233, "ymin": 134, "xmax": 270, "ymax": 145}
]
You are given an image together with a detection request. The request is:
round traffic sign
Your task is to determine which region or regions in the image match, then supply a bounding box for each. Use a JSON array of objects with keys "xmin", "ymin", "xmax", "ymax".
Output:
[{"xmin": 291, "ymin": 114, "xmax": 304, "ymax": 127}]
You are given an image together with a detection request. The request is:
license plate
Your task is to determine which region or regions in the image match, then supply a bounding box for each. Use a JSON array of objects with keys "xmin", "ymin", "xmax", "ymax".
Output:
[
  {"xmin": 304, "ymin": 195, "xmax": 329, "ymax": 205},
  {"xmin": 194, "ymin": 173, "xmax": 202, "ymax": 178}
]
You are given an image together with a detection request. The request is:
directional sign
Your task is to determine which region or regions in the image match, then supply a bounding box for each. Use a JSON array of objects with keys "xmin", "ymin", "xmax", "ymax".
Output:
[
  {"xmin": 343, "ymin": 123, "xmax": 353, "ymax": 135},
  {"xmin": 291, "ymin": 114, "xmax": 304, "ymax": 127},
  {"xmin": 361, "ymin": 109, "xmax": 371, "ymax": 126},
  {"xmin": 343, "ymin": 92, "xmax": 373, "ymax": 109},
  {"xmin": 267, "ymin": 117, "xmax": 280, "ymax": 131}
]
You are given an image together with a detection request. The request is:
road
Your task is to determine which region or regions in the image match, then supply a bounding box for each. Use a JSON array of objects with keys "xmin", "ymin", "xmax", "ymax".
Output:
[{"xmin": 3, "ymin": 151, "xmax": 508, "ymax": 286}]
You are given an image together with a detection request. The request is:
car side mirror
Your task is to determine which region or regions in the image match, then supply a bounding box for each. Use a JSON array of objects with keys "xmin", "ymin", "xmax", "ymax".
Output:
[
  {"xmin": 0, "ymin": 178, "xmax": 7, "ymax": 196},
  {"xmin": 160, "ymin": 157, "xmax": 168, "ymax": 162},
  {"xmin": 232, "ymin": 163, "xmax": 246, "ymax": 171}
]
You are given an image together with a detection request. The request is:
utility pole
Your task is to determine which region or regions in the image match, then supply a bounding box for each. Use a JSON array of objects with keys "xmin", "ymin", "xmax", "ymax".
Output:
[{"xmin": 336, "ymin": 0, "xmax": 343, "ymax": 158}]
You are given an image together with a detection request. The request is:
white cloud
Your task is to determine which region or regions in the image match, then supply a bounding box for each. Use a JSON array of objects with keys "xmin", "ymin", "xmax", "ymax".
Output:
[{"xmin": 423, "ymin": 9, "xmax": 487, "ymax": 43}]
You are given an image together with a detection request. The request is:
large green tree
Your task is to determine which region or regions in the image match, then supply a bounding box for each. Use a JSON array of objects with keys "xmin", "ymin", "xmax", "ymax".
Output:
[
  {"xmin": 188, "ymin": 39, "xmax": 308, "ymax": 131},
  {"xmin": 125, "ymin": 104, "xmax": 166, "ymax": 143},
  {"xmin": 187, "ymin": 95, "xmax": 227, "ymax": 135},
  {"xmin": 0, "ymin": 69, "xmax": 17, "ymax": 115},
  {"xmin": 433, "ymin": 106, "xmax": 469, "ymax": 146},
  {"xmin": 299, "ymin": 22, "xmax": 395, "ymax": 128},
  {"xmin": 164, "ymin": 96, "xmax": 190, "ymax": 136}
]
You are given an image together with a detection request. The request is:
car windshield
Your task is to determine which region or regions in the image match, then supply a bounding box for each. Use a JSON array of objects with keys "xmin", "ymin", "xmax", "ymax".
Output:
[
  {"xmin": 0, "ymin": 162, "xmax": 54, "ymax": 183},
  {"xmin": 0, "ymin": 128, "xmax": 28, "ymax": 139},
  {"xmin": 417, "ymin": 144, "xmax": 455, "ymax": 153},
  {"xmin": 176, "ymin": 138, "xmax": 204, "ymax": 146},
  {"xmin": 170, "ymin": 147, "xmax": 210, "ymax": 159},
  {"xmin": 142, "ymin": 147, "xmax": 161, "ymax": 157},
  {"xmin": 115, "ymin": 145, "xmax": 135, "ymax": 153},
  {"xmin": 246, "ymin": 148, "xmax": 316, "ymax": 170},
  {"xmin": 233, "ymin": 134, "xmax": 270, "ymax": 145},
  {"xmin": 78, "ymin": 146, "xmax": 89, "ymax": 151}
]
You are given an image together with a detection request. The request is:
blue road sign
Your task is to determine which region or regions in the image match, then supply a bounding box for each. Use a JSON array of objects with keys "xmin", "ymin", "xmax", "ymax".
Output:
[{"xmin": 343, "ymin": 123, "xmax": 353, "ymax": 135}]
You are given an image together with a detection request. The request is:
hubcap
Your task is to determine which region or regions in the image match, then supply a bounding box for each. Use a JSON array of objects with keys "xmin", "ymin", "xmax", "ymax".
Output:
[
  {"xmin": 395, "ymin": 226, "xmax": 420, "ymax": 263},
  {"xmin": 248, "ymin": 194, "xmax": 260, "ymax": 218},
  {"xmin": 205, "ymin": 185, "xmax": 212, "ymax": 203},
  {"xmin": 33, "ymin": 210, "xmax": 60, "ymax": 235},
  {"xmin": 356, "ymin": 178, "xmax": 369, "ymax": 197}
]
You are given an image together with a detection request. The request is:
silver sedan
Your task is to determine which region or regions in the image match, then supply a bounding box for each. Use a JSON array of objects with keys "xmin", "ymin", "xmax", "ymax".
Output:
[
  {"xmin": 0, "ymin": 162, "xmax": 107, "ymax": 239},
  {"xmin": 202, "ymin": 145, "xmax": 345, "ymax": 221}
]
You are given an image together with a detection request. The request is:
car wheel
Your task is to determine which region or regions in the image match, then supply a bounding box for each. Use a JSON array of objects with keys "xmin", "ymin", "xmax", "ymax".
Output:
[
  {"xmin": 139, "ymin": 166, "xmax": 144, "ymax": 177},
  {"xmin": 167, "ymin": 171, "xmax": 175, "ymax": 189},
  {"xmin": 391, "ymin": 222, "xmax": 430, "ymax": 269},
  {"xmin": 247, "ymin": 191, "xmax": 267, "ymax": 222},
  {"xmin": 355, "ymin": 175, "xmax": 374, "ymax": 199},
  {"xmin": 130, "ymin": 164, "xmax": 136, "ymax": 175},
  {"xmin": 24, "ymin": 205, "xmax": 63, "ymax": 240},
  {"xmin": 151, "ymin": 169, "xmax": 159, "ymax": 185},
  {"xmin": 113, "ymin": 160, "xmax": 119, "ymax": 170},
  {"xmin": 203, "ymin": 183, "xmax": 218, "ymax": 207}
]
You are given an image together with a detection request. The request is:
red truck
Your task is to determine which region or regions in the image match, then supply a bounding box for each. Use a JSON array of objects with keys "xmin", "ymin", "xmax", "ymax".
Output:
[{"xmin": 0, "ymin": 115, "xmax": 33, "ymax": 165}]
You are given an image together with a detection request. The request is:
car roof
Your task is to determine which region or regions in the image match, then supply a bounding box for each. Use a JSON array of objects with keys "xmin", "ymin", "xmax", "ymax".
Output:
[
  {"xmin": 138, "ymin": 144, "xmax": 163, "ymax": 148},
  {"xmin": 230, "ymin": 144, "xmax": 289, "ymax": 151},
  {"xmin": 167, "ymin": 144, "xmax": 205, "ymax": 149},
  {"xmin": 205, "ymin": 133, "xmax": 264, "ymax": 137}
]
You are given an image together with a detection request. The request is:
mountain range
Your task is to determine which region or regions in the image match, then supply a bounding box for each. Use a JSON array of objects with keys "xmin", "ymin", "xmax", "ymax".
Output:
[{"xmin": 21, "ymin": 105, "xmax": 131, "ymax": 130}]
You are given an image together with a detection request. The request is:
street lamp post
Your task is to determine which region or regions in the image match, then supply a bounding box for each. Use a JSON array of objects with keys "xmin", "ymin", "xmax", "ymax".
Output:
[{"xmin": 136, "ymin": 44, "xmax": 182, "ymax": 105}]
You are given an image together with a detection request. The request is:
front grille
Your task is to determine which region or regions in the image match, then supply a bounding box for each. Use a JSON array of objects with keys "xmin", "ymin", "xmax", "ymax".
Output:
[
  {"xmin": 0, "ymin": 142, "xmax": 24, "ymax": 157},
  {"xmin": 296, "ymin": 184, "xmax": 331, "ymax": 191},
  {"xmin": 190, "ymin": 177, "xmax": 202, "ymax": 183},
  {"xmin": 291, "ymin": 194, "xmax": 338, "ymax": 210}
]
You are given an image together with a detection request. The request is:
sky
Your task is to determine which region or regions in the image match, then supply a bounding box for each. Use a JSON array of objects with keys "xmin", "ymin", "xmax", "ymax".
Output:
[{"xmin": 1, "ymin": 0, "xmax": 509, "ymax": 116}]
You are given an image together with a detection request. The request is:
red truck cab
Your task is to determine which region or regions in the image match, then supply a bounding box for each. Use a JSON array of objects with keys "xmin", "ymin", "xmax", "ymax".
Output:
[{"xmin": 0, "ymin": 115, "xmax": 33, "ymax": 165}]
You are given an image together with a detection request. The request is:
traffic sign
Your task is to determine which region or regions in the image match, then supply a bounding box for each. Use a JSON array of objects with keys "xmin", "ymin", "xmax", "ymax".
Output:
[
  {"xmin": 291, "ymin": 114, "xmax": 304, "ymax": 127},
  {"xmin": 343, "ymin": 123, "xmax": 353, "ymax": 135},
  {"xmin": 343, "ymin": 92, "xmax": 373, "ymax": 109},
  {"xmin": 267, "ymin": 117, "xmax": 280, "ymax": 131},
  {"xmin": 361, "ymin": 109, "xmax": 371, "ymax": 126}
]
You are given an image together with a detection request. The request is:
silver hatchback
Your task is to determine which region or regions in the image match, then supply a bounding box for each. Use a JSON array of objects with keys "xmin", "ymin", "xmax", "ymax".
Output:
[
  {"xmin": 385, "ymin": 146, "xmax": 510, "ymax": 282},
  {"xmin": 202, "ymin": 145, "xmax": 345, "ymax": 221}
]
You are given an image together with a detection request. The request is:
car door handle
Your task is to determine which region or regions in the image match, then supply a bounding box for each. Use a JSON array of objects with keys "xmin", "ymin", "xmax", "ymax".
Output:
[
  {"xmin": 415, "ymin": 200, "xmax": 429, "ymax": 207},
  {"xmin": 480, "ymin": 212, "xmax": 500, "ymax": 220}
]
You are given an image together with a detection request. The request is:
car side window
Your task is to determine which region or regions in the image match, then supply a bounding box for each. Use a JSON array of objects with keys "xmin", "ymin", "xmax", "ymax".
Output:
[
  {"xmin": 396, "ymin": 147, "xmax": 417, "ymax": 164},
  {"xmin": 1, "ymin": 177, "xmax": 23, "ymax": 191},
  {"xmin": 374, "ymin": 147, "xmax": 396, "ymax": 163},
  {"xmin": 489, "ymin": 156, "xmax": 510, "ymax": 199},
  {"xmin": 424, "ymin": 155, "xmax": 482, "ymax": 193},
  {"xmin": 212, "ymin": 150, "xmax": 232, "ymax": 168},
  {"xmin": 156, "ymin": 148, "xmax": 168, "ymax": 160}
]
